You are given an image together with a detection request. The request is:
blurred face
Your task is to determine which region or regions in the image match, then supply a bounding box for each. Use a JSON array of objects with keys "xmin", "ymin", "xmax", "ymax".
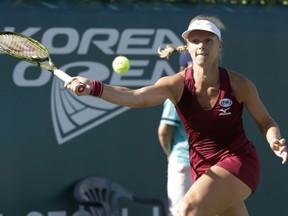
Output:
[{"xmin": 187, "ymin": 30, "xmax": 222, "ymax": 66}]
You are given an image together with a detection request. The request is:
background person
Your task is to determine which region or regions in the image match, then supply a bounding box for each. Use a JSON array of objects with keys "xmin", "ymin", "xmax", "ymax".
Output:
[
  {"xmin": 158, "ymin": 51, "xmax": 192, "ymax": 216},
  {"xmin": 65, "ymin": 15, "xmax": 287, "ymax": 216},
  {"xmin": 179, "ymin": 50, "xmax": 193, "ymax": 71},
  {"xmin": 158, "ymin": 99, "xmax": 192, "ymax": 216}
]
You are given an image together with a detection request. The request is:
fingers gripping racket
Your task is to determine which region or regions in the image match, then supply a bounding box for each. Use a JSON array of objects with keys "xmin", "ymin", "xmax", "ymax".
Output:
[{"xmin": 0, "ymin": 31, "xmax": 85, "ymax": 92}]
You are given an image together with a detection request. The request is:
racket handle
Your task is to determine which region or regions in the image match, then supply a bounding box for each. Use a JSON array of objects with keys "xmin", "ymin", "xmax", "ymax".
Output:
[
  {"xmin": 54, "ymin": 69, "xmax": 85, "ymax": 93},
  {"xmin": 54, "ymin": 69, "xmax": 71, "ymax": 82}
]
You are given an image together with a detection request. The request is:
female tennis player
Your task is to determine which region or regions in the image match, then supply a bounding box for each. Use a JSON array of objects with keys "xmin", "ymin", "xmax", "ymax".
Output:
[{"xmin": 65, "ymin": 15, "xmax": 287, "ymax": 216}]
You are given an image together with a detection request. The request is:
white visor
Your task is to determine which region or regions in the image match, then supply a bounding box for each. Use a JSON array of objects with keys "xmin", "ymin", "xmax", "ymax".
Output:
[{"xmin": 182, "ymin": 20, "xmax": 221, "ymax": 40}]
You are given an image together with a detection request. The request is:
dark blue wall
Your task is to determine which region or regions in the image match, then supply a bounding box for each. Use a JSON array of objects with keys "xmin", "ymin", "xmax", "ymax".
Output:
[{"xmin": 0, "ymin": 2, "xmax": 287, "ymax": 216}]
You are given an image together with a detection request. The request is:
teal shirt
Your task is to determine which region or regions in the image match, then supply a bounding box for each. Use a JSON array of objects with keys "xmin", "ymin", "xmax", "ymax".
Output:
[{"xmin": 160, "ymin": 99, "xmax": 190, "ymax": 166}]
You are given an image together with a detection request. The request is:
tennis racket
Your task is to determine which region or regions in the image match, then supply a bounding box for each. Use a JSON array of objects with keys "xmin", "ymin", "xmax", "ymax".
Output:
[{"xmin": 0, "ymin": 31, "xmax": 85, "ymax": 92}]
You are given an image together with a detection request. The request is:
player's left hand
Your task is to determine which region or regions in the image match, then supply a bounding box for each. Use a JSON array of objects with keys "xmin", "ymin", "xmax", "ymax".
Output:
[{"xmin": 270, "ymin": 138, "xmax": 287, "ymax": 164}]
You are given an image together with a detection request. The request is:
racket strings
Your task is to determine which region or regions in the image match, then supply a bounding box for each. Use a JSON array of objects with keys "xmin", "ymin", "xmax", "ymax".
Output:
[{"xmin": 0, "ymin": 34, "xmax": 48, "ymax": 61}]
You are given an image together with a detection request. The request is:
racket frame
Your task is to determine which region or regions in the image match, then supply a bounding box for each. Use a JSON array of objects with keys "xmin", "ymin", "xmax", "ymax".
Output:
[{"xmin": 0, "ymin": 31, "xmax": 82, "ymax": 85}]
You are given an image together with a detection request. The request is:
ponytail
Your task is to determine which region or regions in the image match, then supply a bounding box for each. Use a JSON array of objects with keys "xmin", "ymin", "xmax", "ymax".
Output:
[{"xmin": 158, "ymin": 45, "xmax": 188, "ymax": 59}]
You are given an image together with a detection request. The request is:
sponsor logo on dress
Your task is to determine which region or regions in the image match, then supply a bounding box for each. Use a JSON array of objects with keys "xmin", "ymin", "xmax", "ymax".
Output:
[{"xmin": 219, "ymin": 98, "xmax": 232, "ymax": 116}]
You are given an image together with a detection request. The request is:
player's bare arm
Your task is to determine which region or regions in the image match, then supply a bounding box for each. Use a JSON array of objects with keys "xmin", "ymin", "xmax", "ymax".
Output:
[
  {"xmin": 230, "ymin": 71, "xmax": 287, "ymax": 163},
  {"xmin": 230, "ymin": 71, "xmax": 278, "ymax": 137},
  {"xmin": 64, "ymin": 72, "xmax": 185, "ymax": 107},
  {"xmin": 102, "ymin": 72, "xmax": 184, "ymax": 108}
]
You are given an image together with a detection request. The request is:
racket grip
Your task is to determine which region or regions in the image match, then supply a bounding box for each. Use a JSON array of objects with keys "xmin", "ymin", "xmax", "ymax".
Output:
[
  {"xmin": 54, "ymin": 69, "xmax": 85, "ymax": 93},
  {"xmin": 54, "ymin": 69, "xmax": 72, "ymax": 82}
]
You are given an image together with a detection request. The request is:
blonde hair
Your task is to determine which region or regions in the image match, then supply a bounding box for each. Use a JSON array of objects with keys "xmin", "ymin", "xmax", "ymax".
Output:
[{"xmin": 158, "ymin": 15, "xmax": 225, "ymax": 59}]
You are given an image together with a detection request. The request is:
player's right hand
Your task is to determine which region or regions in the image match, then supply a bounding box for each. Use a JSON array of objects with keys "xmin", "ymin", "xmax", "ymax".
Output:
[{"xmin": 64, "ymin": 76, "xmax": 91, "ymax": 96}]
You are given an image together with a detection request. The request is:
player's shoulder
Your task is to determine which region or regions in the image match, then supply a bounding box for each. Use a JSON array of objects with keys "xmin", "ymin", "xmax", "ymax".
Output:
[
  {"xmin": 227, "ymin": 69, "xmax": 254, "ymax": 87},
  {"xmin": 226, "ymin": 69, "xmax": 257, "ymax": 99},
  {"xmin": 156, "ymin": 71, "xmax": 185, "ymax": 104},
  {"xmin": 158, "ymin": 71, "xmax": 185, "ymax": 84}
]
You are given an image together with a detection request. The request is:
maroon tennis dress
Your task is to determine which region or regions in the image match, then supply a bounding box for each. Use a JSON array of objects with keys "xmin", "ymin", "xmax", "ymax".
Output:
[{"xmin": 176, "ymin": 67, "xmax": 260, "ymax": 192}]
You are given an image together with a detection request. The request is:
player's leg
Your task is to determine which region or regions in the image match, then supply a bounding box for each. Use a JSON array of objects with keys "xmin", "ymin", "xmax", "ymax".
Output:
[
  {"xmin": 217, "ymin": 201, "xmax": 249, "ymax": 216},
  {"xmin": 178, "ymin": 165, "xmax": 252, "ymax": 216}
]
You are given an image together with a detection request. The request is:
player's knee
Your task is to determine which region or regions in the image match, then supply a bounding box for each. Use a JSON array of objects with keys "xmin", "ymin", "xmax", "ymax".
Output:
[
  {"xmin": 178, "ymin": 199, "xmax": 195, "ymax": 216},
  {"xmin": 178, "ymin": 198, "xmax": 205, "ymax": 216},
  {"xmin": 178, "ymin": 201, "xmax": 192, "ymax": 215}
]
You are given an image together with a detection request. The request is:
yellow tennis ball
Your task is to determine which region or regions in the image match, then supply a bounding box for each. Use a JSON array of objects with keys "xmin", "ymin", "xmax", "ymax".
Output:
[{"xmin": 112, "ymin": 56, "xmax": 130, "ymax": 74}]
